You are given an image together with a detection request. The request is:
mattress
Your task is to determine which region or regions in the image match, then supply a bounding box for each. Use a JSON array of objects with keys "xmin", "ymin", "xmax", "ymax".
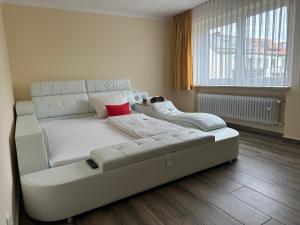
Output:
[{"xmin": 40, "ymin": 116, "xmax": 134, "ymax": 167}]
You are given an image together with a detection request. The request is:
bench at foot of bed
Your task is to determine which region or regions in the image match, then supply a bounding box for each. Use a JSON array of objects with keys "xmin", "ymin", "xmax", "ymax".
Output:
[{"xmin": 21, "ymin": 128, "xmax": 239, "ymax": 222}]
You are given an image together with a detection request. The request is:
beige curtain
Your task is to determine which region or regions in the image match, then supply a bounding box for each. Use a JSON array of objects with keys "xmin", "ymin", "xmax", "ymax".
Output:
[{"xmin": 171, "ymin": 10, "xmax": 193, "ymax": 91}]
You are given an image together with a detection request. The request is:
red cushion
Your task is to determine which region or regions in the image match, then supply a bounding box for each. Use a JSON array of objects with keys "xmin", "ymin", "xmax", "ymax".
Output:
[{"xmin": 105, "ymin": 102, "xmax": 131, "ymax": 117}]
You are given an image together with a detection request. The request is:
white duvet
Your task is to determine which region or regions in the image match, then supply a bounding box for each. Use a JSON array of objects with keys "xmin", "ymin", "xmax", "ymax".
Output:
[{"xmin": 107, "ymin": 113, "xmax": 186, "ymax": 138}]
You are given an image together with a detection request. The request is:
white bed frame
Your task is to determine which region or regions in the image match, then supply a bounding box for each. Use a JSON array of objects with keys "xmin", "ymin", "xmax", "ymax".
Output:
[{"xmin": 15, "ymin": 79, "xmax": 239, "ymax": 222}]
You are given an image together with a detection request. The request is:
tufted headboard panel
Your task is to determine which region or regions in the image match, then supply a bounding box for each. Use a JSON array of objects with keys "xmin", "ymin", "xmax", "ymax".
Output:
[
  {"xmin": 86, "ymin": 80, "xmax": 134, "ymax": 112},
  {"xmin": 85, "ymin": 79, "xmax": 131, "ymax": 93},
  {"xmin": 30, "ymin": 79, "xmax": 133, "ymax": 120},
  {"xmin": 31, "ymin": 80, "xmax": 90, "ymax": 120},
  {"xmin": 31, "ymin": 80, "xmax": 87, "ymax": 97}
]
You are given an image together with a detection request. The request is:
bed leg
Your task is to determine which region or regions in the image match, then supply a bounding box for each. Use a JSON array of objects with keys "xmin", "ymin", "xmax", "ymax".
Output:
[
  {"xmin": 67, "ymin": 217, "xmax": 73, "ymax": 223},
  {"xmin": 228, "ymin": 159, "xmax": 236, "ymax": 164}
]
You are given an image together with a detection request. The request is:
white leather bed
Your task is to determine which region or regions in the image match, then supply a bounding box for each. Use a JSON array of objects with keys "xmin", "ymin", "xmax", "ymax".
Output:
[{"xmin": 15, "ymin": 79, "xmax": 239, "ymax": 222}]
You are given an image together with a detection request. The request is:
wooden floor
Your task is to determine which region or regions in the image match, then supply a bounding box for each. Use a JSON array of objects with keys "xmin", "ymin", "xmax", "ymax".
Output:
[{"xmin": 21, "ymin": 130, "xmax": 300, "ymax": 225}]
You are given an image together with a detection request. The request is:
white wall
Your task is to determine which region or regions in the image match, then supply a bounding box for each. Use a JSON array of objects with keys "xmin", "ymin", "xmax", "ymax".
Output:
[{"xmin": 2, "ymin": 4, "xmax": 171, "ymax": 101}]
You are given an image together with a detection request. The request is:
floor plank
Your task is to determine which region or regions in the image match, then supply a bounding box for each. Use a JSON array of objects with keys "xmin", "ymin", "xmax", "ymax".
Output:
[
  {"xmin": 240, "ymin": 144, "xmax": 300, "ymax": 170},
  {"xmin": 263, "ymin": 218, "xmax": 286, "ymax": 225},
  {"xmin": 238, "ymin": 131, "xmax": 300, "ymax": 156},
  {"xmin": 200, "ymin": 168, "xmax": 243, "ymax": 193},
  {"xmin": 231, "ymin": 187, "xmax": 300, "ymax": 225},
  {"xmin": 157, "ymin": 185, "xmax": 243, "ymax": 225},
  {"xmin": 228, "ymin": 154, "xmax": 300, "ymax": 193},
  {"xmin": 230, "ymin": 152, "xmax": 282, "ymax": 175},
  {"xmin": 140, "ymin": 191, "xmax": 199, "ymax": 225},
  {"xmin": 203, "ymin": 165, "xmax": 300, "ymax": 212},
  {"xmin": 75, "ymin": 206, "xmax": 121, "ymax": 225},
  {"xmin": 178, "ymin": 176, "xmax": 270, "ymax": 225},
  {"xmin": 123, "ymin": 198, "xmax": 164, "ymax": 225}
]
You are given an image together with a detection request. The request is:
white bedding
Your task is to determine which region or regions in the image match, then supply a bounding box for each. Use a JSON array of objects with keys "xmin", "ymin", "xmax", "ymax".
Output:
[
  {"xmin": 151, "ymin": 101, "xmax": 227, "ymax": 131},
  {"xmin": 107, "ymin": 113, "xmax": 186, "ymax": 138},
  {"xmin": 40, "ymin": 116, "xmax": 134, "ymax": 167}
]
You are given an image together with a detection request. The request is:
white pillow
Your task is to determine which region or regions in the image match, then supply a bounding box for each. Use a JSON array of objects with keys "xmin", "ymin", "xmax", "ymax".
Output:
[{"xmin": 89, "ymin": 94, "xmax": 128, "ymax": 118}]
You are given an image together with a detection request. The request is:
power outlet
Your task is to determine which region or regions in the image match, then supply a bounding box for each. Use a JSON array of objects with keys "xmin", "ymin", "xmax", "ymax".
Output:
[{"xmin": 5, "ymin": 212, "xmax": 12, "ymax": 225}]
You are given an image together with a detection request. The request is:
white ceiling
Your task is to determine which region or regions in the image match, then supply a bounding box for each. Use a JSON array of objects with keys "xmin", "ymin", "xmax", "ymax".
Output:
[{"xmin": 1, "ymin": 0, "xmax": 208, "ymax": 19}]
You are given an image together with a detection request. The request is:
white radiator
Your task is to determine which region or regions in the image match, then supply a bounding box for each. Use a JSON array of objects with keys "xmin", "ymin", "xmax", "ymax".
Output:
[{"xmin": 197, "ymin": 94, "xmax": 282, "ymax": 125}]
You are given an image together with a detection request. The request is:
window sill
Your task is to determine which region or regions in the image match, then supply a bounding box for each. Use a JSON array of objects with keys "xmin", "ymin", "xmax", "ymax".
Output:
[{"xmin": 193, "ymin": 85, "xmax": 291, "ymax": 90}]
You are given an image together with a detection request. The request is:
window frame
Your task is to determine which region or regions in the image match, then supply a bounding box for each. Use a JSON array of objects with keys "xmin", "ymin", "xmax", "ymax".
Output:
[{"xmin": 192, "ymin": 0, "xmax": 295, "ymax": 88}]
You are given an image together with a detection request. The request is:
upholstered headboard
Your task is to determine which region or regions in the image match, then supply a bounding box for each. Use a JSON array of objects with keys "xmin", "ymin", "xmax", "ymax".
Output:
[
  {"xmin": 31, "ymin": 79, "xmax": 132, "ymax": 120},
  {"xmin": 85, "ymin": 79, "xmax": 131, "ymax": 93},
  {"xmin": 86, "ymin": 80, "xmax": 133, "ymax": 113}
]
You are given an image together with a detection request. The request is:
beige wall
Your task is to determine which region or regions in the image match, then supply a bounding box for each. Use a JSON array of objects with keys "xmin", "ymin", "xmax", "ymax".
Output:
[
  {"xmin": 283, "ymin": 1, "xmax": 300, "ymax": 140},
  {"xmin": 2, "ymin": 4, "xmax": 171, "ymax": 100},
  {"xmin": 284, "ymin": 87, "xmax": 300, "ymax": 139},
  {"xmin": 170, "ymin": 90, "xmax": 196, "ymax": 112},
  {"xmin": 0, "ymin": 4, "xmax": 17, "ymax": 225}
]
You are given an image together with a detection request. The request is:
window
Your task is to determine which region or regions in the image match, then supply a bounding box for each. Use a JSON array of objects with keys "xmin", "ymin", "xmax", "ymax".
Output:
[{"xmin": 192, "ymin": 0, "xmax": 295, "ymax": 87}]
